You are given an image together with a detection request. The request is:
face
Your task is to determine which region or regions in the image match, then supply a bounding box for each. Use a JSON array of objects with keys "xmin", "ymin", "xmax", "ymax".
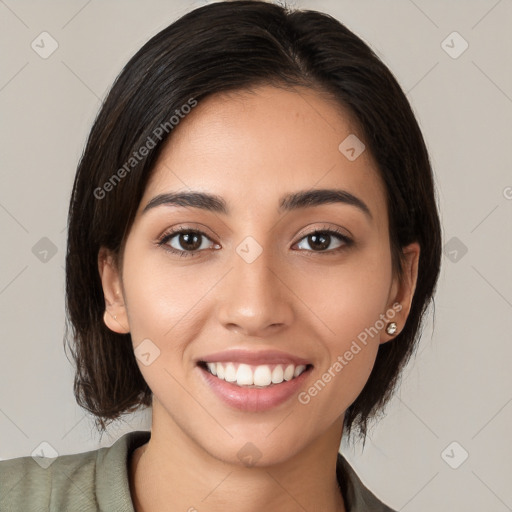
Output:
[{"xmin": 99, "ymin": 84, "xmax": 419, "ymax": 466}]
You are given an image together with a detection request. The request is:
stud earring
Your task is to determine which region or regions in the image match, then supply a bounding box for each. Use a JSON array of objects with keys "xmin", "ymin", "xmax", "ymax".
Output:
[
  {"xmin": 386, "ymin": 322, "xmax": 397, "ymax": 335},
  {"xmin": 114, "ymin": 315, "xmax": 117, "ymax": 321}
]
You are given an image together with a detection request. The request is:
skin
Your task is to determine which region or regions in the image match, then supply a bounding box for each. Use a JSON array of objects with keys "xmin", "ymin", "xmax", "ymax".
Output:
[{"xmin": 98, "ymin": 84, "xmax": 419, "ymax": 512}]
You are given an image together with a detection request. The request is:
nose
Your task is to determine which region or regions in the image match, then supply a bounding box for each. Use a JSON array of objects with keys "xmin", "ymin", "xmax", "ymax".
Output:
[{"xmin": 216, "ymin": 242, "xmax": 294, "ymax": 338}]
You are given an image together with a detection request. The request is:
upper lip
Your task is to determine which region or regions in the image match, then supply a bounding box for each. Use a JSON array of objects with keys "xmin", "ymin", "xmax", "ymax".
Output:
[{"xmin": 198, "ymin": 349, "xmax": 312, "ymax": 366}]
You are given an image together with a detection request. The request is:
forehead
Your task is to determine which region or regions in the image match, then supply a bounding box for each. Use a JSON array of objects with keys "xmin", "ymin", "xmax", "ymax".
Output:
[{"xmin": 139, "ymin": 85, "xmax": 387, "ymax": 223}]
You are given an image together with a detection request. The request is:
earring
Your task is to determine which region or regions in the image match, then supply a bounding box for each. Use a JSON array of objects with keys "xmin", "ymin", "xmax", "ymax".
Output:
[
  {"xmin": 114, "ymin": 315, "xmax": 117, "ymax": 321},
  {"xmin": 386, "ymin": 322, "xmax": 397, "ymax": 335}
]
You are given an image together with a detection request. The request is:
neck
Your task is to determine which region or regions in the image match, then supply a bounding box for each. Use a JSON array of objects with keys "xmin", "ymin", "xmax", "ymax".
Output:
[{"xmin": 129, "ymin": 405, "xmax": 346, "ymax": 512}]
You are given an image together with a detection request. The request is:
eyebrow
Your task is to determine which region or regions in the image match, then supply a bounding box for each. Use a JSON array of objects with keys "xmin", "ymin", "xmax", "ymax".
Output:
[{"xmin": 141, "ymin": 188, "xmax": 372, "ymax": 220}]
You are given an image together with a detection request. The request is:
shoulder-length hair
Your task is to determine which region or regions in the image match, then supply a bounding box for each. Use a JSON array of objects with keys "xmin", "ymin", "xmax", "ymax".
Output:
[{"xmin": 64, "ymin": 0, "xmax": 442, "ymax": 444}]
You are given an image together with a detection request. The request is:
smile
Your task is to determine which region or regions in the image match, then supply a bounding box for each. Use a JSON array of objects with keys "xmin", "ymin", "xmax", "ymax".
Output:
[
  {"xmin": 199, "ymin": 361, "xmax": 309, "ymax": 388},
  {"xmin": 196, "ymin": 350, "xmax": 313, "ymax": 412}
]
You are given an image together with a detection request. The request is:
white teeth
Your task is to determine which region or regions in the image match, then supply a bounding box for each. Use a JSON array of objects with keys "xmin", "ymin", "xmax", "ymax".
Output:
[
  {"xmin": 203, "ymin": 362, "xmax": 308, "ymax": 387},
  {"xmin": 206, "ymin": 362, "xmax": 217, "ymax": 376},
  {"xmin": 283, "ymin": 364, "xmax": 295, "ymax": 381},
  {"xmin": 271, "ymin": 365, "xmax": 284, "ymax": 384},
  {"xmin": 236, "ymin": 364, "xmax": 253, "ymax": 386},
  {"xmin": 224, "ymin": 363, "xmax": 237, "ymax": 382},
  {"xmin": 294, "ymin": 365, "xmax": 306, "ymax": 378},
  {"xmin": 253, "ymin": 365, "xmax": 272, "ymax": 386}
]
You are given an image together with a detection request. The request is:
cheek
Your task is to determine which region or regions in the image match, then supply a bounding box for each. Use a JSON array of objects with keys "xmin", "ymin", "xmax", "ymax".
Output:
[
  {"xmin": 297, "ymin": 342, "xmax": 377, "ymax": 435},
  {"xmin": 295, "ymin": 241, "xmax": 393, "ymax": 343},
  {"xmin": 294, "ymin": 245, "xmax": 392, "ymax": 415},
  {"xmin": 120, "ymin": 252, "xmax": 202, "ymax": 403},
  {"xmin": 122, "ymin": 243, "xmax": 205, "ymax": 338}
]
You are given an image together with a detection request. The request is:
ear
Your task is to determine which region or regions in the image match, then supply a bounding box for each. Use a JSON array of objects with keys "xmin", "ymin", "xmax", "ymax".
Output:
[
  {"xmin": 380, "ymin": 242, "xmax": 420, "ymax": 344},
  {"xmin": 98, "ymin": 247, "xmax": 130, "ymax": 334}
]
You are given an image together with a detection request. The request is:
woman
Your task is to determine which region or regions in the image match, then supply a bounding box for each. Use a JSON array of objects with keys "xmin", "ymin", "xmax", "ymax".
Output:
[{"xmin": 0, "ymin": 1, "xmax": 441, "ymax": 511}]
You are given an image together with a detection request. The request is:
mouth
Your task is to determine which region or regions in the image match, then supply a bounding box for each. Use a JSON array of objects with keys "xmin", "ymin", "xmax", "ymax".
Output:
[
  {"xmin": 197, "ymin": 360, "xmax": 313, "ymax": 388},
  {"xmin": 195, "ymin": 350, "xmax": 314, "ymax": 412}
]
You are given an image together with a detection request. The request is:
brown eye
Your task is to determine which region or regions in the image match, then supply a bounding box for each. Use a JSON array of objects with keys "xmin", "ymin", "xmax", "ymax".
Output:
[
  {"xmin": 158, "ymin": 229, "xmax": 217, "ymax": 257},
  {"xmin": 174, "ymin": 232, "xmax": 202, "ymax": 251},
  {"xmin": 295, "ymin": 229, "xmax": 352, "ymax": 253}
]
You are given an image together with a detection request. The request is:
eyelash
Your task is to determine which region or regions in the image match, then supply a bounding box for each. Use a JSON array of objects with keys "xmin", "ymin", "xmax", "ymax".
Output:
[{"xmin": 156, "ymin": 225, "xmax": 353, "ymax": 258}]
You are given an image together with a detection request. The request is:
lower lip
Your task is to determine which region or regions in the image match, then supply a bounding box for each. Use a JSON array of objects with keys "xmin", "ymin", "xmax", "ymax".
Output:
[{"xmin": 198, "ymin": 365, "xmax": 312, "ymax": 412}]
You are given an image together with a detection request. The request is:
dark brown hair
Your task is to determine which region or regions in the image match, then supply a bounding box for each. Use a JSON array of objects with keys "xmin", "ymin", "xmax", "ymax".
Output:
[{"xmin": 64, "ymin": 0, "xmax": 442, "ymax": 444}]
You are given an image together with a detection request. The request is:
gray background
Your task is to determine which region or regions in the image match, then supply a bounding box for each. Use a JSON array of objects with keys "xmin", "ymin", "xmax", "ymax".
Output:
[{"xmin": 1, "ymin": 0, "xmax": 511, "ymax": 510}]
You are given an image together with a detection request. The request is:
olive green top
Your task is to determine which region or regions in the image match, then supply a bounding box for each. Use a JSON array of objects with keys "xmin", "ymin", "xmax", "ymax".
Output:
[{"xmin": 0, "ymin": 430, "xmax": 396, "ymax": 511}]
